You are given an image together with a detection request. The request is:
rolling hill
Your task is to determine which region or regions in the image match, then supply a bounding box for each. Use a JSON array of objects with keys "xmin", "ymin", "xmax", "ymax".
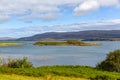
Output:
[{"xmin": 17, "ymin": 30, "xmax": 120, "ymax": 41}]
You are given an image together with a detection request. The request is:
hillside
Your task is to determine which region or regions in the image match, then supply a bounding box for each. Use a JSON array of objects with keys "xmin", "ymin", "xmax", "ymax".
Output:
[{"xmin": 17, "ymin": 30, "xmax": 120, "ymax": 41}]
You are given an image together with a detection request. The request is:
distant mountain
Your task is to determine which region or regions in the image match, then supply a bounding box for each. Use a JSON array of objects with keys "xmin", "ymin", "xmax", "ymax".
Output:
[
  {"xmin": 17, "ymin": 30, "xmax": 120, "ymax": 41},
  {"xmin": 0, "ymin": 37, "xmax": 15, "ymax": 41}
]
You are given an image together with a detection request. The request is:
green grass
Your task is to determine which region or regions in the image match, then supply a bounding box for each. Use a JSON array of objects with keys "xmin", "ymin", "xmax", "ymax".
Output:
[
  {"xmin": 0, "ymin": 65, "xmax": 120, "ymax": 80},
  {"xmin": 34, "ymin": 41, "xmax": 68, "ymax": 46},
  {"xmin": 0, "ymin": 42, "xmax": 22, "ymax": 46}
]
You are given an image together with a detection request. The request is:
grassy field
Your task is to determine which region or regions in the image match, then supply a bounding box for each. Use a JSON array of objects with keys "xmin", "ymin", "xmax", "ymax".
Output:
[
  {"xmin": 0, "ymin": 42, "xmax": 22, "ymax": 46},
  {"xmin": 0, "ymin": 74, "xmax": 88, "ymax": 80},
  {"xmin": 0, "ymin": 65, "xmax": 120, "ymax": 80}
]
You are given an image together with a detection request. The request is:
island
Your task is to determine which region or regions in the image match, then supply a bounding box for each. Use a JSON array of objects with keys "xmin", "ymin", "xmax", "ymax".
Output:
[
  {"xmin": 0, "ymin": 42, "xmax": 22, "ymax": 46},
  {"xmin": 34, "ymin": 40, "xmax": 100, "ymax": 46}
]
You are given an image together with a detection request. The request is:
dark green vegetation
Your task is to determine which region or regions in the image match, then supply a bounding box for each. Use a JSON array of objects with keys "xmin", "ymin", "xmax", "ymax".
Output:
[
  {"xmin": 17, "ymin": 30, "xmax": 120, "ymax": 41},
  {"xmin": 34, "ymin": 41, "xmax": 67, "ymax": 46},
  {"xmin": 96, "ymin": 49, "xmax": 120, "ymax": 72},
  {"xmin": 34, "ymin": 40, "xmax": 100, "ymax": 46},
  {"xmin": 1, "ymin": 57, "xmax": 33, "ymax": 68}
]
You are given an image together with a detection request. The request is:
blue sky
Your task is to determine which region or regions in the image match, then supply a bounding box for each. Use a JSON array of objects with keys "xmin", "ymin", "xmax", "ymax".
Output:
[{"xmin": 0, "ymin": 0, "xmax": 120, "ymax": 38}]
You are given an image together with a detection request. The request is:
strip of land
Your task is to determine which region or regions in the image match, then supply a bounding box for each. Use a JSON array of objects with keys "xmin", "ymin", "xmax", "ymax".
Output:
[{"xmin": 0, "ymin": 42, "xmax": 22, "ymax": 46}]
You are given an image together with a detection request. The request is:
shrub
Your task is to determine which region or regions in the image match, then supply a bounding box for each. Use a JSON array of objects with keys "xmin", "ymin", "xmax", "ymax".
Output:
[
  {"xmin": 67, "ymin": 40, "xmax": 84, "ymax": 45},
  {"xmin": 96, "ymin": 49, "xmax": 120, "ymax": 72},
  {"xmin": 90, "ymin": 75, "xmax": 110, "ymax": 80},
  {"xmin": 3, "ymin": 57, "xmax": 33, "ymax": 68}
]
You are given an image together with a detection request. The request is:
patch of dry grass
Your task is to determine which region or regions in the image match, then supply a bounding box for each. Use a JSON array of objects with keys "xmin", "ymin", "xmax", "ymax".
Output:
[
  {"xmin": 0, "ymin": 74, "xmax": 88, "ymax": 80},
  {"xmin": 0, "ymin": 42, "xmax": 22, "ymax": 46}
]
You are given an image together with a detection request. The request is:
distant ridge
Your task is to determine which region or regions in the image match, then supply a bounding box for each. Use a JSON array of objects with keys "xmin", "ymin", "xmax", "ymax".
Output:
[
  {"xmin": 0, "ymin": 37, "xmax": 15, "ymax": 41},
  {"xmin": 17, "ymin": 30, "xmax": 120, "ymax": 41}
]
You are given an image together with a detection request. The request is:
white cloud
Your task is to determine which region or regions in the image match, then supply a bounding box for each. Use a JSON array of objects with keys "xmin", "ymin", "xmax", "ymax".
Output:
[
  {"xmin": 20, "ymin": 12, "xmax": 60, "ymax": 22},
  {"xmin": 0, "ymin": 14, "xmax": 10, "ymax": 23},
  {"xmin": 74, "ymin": 0, "xmax": 120, "ymax": 16},
  {"xmin": 0, "ymin": 0, "xmax": 120, "ymax": 23},
  {"xmin": 0, "ymin": 0, "xmax": 83, "ymax": 23},
  {"xmin": 98, "ymin": 0, "xmax": 119, "ymax": 6},
  {"xmin": 17, "ymin": 19, "xmax": 120, "ymax": 31},
  {"xmin": 74, "ymin": 0, "xmax": 99, "ymax": 16}
]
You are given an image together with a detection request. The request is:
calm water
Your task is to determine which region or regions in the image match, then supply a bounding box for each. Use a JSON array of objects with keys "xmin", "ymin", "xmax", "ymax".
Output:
[{"xmin": 0, "ymin": 41, "xmax": 120, "ymax": 67}]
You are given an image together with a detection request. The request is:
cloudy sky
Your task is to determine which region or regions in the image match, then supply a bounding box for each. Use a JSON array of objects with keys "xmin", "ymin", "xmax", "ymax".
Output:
[{"xmin": 0, "ymin": 0, "xmax": 120, "ymax": 38}]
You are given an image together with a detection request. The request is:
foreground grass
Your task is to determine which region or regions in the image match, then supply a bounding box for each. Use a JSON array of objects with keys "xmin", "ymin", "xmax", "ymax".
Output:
[
  {"xmin": 0, "ymin": 65, "xmax": 120, "ymax": 80},
  {"xmin": 0, "ymin": 42, "xmax": 22, "ymax": 46},
  {"xmin": 0, "ymin": 74, "xmax": 87, "ymax": 80}
]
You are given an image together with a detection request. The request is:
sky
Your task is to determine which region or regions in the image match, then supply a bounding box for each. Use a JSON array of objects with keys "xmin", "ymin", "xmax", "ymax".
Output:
[{"xmin": 0, "ymin": 0, "xmax": 120, "ymax": 38}]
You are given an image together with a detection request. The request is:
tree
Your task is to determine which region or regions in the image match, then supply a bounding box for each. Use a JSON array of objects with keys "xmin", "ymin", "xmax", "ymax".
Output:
[{"xmin": 96, "ymin": 49, "xmax": 120, "ymax": 72}]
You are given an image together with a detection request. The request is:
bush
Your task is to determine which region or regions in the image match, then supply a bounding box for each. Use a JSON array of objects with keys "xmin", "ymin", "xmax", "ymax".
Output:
[
  {"xmin": 3, "ymin": 57, "xmax": 33, "ymax": 68},
  {"xmin": 67, "ymin": 40, "xmax": 84, "ymax": 45},
  {"xmin": 96, "ymin": 49, "xmax": 120, "ymax": 72},
  {"xmin": 90, "ymin": 75, "xmax": 110, "ymax": 80}
]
